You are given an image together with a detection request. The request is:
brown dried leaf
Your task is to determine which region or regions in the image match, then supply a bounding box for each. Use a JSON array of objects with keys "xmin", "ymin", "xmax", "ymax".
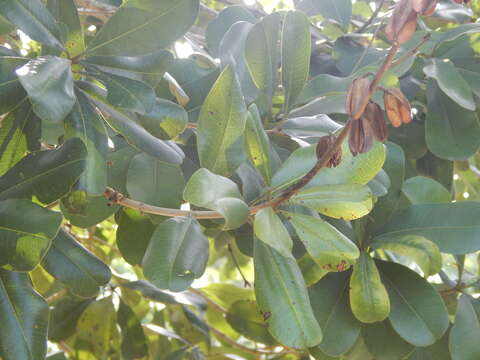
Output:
[{"xmin": 412, "ymin": 0, "xmax": 438, "ymax": 16}]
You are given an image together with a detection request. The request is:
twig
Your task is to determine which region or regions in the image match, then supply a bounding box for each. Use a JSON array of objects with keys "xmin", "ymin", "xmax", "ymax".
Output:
[
  {"xmin": 227, "ymin": 244, "xmax": 251, "ymax": 287},
  {"xmin": 356, "ymin": 0, "xmax": 387, "ymax": 33},
  {"xmin": 189, "ymin": 289, "xmax": 228, "ymax": 313},
  {"xmin": 390, "ymin": 33, "xmax": 431, "ymax": 68}
]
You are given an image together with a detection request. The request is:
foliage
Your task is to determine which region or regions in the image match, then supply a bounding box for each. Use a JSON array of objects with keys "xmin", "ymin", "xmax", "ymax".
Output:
[{"xmin": 0, "ymin": 0, "xmax": 480, "ymax": 359}]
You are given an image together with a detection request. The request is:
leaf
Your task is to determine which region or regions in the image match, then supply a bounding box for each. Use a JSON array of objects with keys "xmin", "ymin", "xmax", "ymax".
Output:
[
  {"xmin": 121, "ymin": 280, "xmax": 178, "ymax": 304},
  {"xmin": 449, "ymin": 295, "xmax": 480, "ymax": 360},
  {"xmin": 0, "ymin": 199, "xmax": 62, "ymax": 271},
  {"xmin": 285, "ymin": 212, "xmax": 359, "ymax": 271},
  {"xmin": 127, "ymin": 153, "xmax": 185, "ymax": 210},
  {"xmin": 0, "ymin": 270, "xmax": 49, "ymax": 360},
  {"xmin": 296, "ymin": 74, "xmax": 352, "ymax": 105},
  {"xmin": 309, "ymin": 272, "xmax": 361, "ymax": 356},
  {"xmin": 142, "ymin": 217, "xmax": 209, "ymax": 292},
  {"xmin": 118, "ymin": 300, "xmax": 149, "ymax": 359},
  {"xmin": 363, "ymin": 321, "xmax": 414, "ymax": 360},
  {"xmin": 280, "ymin": 115, "xmax": 342, "ymax": 139},
  {"xmin": 423, "ymin": 59, "xmax": 475, "ymax": 111},
  {"xmin": 298, "ymin": 0, "xmax": 352, "ymax": 29},
  {"xmin": 254, "ymin": 239, "xmax": 322, "ymax": 349},
  {"xmin": 205, "ymin": 5, "xmax": 256, "ymax": 57},
  {"xmin": 254, "ymin": 207, "xmax": 293, "ymax": 258},
  {"xmin": 48, "ymin": 296, "xmax": 93, "ymax": 342},
  {"xmin": 378, "ymin": 260, "xmax": 449, "ymax": 347},
  {"xmin": 282, "ymin": 11, "xmax": 311, "ymax": 112},
  {"xmin": 298, "ymin": 254, "xmax": 329, "ymax": 286},
  {"xmin": 291, "ymin": 184, "xmax": 373, "ymax": 220},
  {"xmin": 244, "ymin": 104, "xmax": 272, "ymax": 184},
  {"xmin": 86, "ymin": 0, "xmax": 199, "ymax": 56},
  {"xmin": 0, "ymin": 56, "xmax": 28, "ymax": 114},
  {"xmin": 116, "ymin": 208, "xmax": 155, "ymax": 266},
  {"xmin": 197, "ymin": 65, "xmax": 247, "ymax": 176},
  {"xmin": 426, "ymin": 80, "xmax": 480, "ymax": 160},
  {"xmin": 401, "ymin": 176, "xmax": 450, "ymax": 205},
  {"xmin": 371, "ymin": 235, "xmax": 442, "ymax": 276},
  {"xmin": 138, "ymin": 99, "xmax": 188, "ymax": 140},
  {"xmin": 374, "ymin": 202, "xmax": 480, "ymax": 254},
  {"xmin": 16, "ymin": 56, "xmax": 75, "ymax": 123},
  {"xmin": 84, "ymin": 89, "xmax": 185, "ymax": 164},
  {"xmin": 183, "ymin": 168, "xmax": 248, "ymax": 230},
  {"xmin": 349, "ymin": 253, "xmax": 390, "ymax": 323},
  {"xmin": 65, "ymin": 90, "xmax": 108, "ymax": 195},
  {"xmin": 0, "ymin": 0, "xmax": 63, "ymax": 50},
  {"xmin": 89, "ymin": 68, "xmax": 156, "ymax": 114},
  {"xmin": 225, "ymin": 300, "xmax": 276, "ymax": 345},
  {"xmin": 41, "ymin": 229, "xmax": 111, "ymax": 298},
  {"xmin": 0, "ymin": 137, "xmax": 87, "ymax": 204},
  {"xmin": 272, "ymin": 140, "xmax": 386, "ymax": 190}
]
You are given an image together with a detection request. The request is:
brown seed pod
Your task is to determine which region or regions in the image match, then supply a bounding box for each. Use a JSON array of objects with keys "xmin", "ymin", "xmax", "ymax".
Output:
[
  {"xmin": 385, "ymin": 0, "xmax": 417, "ymax": 44},
  {"xmin": 345, "ymin": 77, "xmax": 371, "ymax": 120},
  {"xmin": 383, "ymin": 88, "xmax": 412, "ymax": 128},
  {"xmin": 316, "ymin": 134, "xmax": 342, "ymax": 168},
  {"xmin": 363, "ymin": 101, "xmax": 388, "ymax": 142},
  {"xmin": 349, "ymin": 118, "xmax": 374, "ymax": 156},
  {"xmin": 411, "ymin": 0, "xmax": 438, "ymax": 16}
]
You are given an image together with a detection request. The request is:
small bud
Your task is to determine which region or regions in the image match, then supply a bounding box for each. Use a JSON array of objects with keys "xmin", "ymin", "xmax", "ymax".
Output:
[
  {"xmin": 316, "ymin": 134, "xmax": 342, "ymax": 168},
  {"xmin": 385, "ymin": 0, "xmax": 417, "ymax": 44},
  {"xmin": 411, "ymin": 0, "xmax": 438, "ymax": 16},
  {"xmin": 345, "ymin": 77, "xmax": 371, "ymax": 120},
  {"xmin": 349, "ymin": 118, "xmax": 374, "ymax": 156},
  {"xmin": 383, "ymin": 88, "xmax": 412, "ymax": 128},
  {"xmin": 363, "ymin": 101, "xmax": 388, "ymax": 142}
]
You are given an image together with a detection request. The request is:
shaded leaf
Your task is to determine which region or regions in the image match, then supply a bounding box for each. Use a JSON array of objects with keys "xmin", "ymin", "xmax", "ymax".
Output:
[
  {"xmin": 363, "ymin": 321, "xmax": 414, "ymax": 360},
  {"xmin": 118, "ymin": 300, "xmax": 149, "ymax": 359},
  {"xmin": 449, "ymin": 295, "xmax": 480, "ymax": 360},
  {"xmin": 401, "ymin": 176, "xmax": 450, "ymax": 205},
  {"xmin": 0, "ymin": 56, "xmax": 28, "ymax": 114},
  {"xmin": 138, "ymin": 99, "xmax": 188, "ymax": 140},
  {"xmin": 298, "ymin": 0, "xmax": 352, "ymax": 29},
  {"xmin": 48, "ymin": 296, "xmax": 93, "ymax": 342}
]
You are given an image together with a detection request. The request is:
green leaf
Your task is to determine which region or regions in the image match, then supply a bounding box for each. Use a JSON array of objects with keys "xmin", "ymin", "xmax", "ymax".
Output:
[
  {"xmin": 206, "ymin": 5, "xmax": 256, "ymax": 57},
  {"xmin": 0, "ymin": 56, "xmax": 28, "ymax": 114},
  {"xmin": 426, "ymin": 80, "xmax": 480, "ymax": 160},
  {"xmin": 370, "ymin": 235, "xmax": 442, "ymax": 276},
  {"xmin": 0, "ymin": 137, "xmax": 87, "ymax": 204},
  {"xmin": 116, "ymin": 208, "xmax": 155, "ymax": 266},
  {"xmin": 0, "ymin": 0, "xmax": 63, "ymax": 50},
  {"xmin": 349, "ymin": 253, "xmax": 390, "ymax": 323},
  {"xmin": 41, "ymin": 229, "xmax": 111, "ymax": 298},
  {"xmin": 0, "ymin": 199, "xmax": 62, "ymax": 271},
  {"xmin": 127, "ymin": 153, "xmax": 185, "ymax": 210},
  {"xmin": 84, "ymin": 89, "xmax": 185, "ymax": 164},
  {"xmin": 138, "ymin": 99, "xmax": 188, "ymax": 140},
  {"xmin": 282, "ymin": 11, "xmax": 311, "ymax": 112},
  {"xmin": 142, "ymin": 217, "xmax": 209, "ymax": 292},
  {"xmin": 86, "ymin": 0, "xmax": 199, "ymax": 56},
  {"xmin": 272, "ymin": 140, "xmax": 386, "ymax": 190},
  {"xmin": 296, "ymin": 74, "xmax": 352, "ymax": 105},
  {"xmin": 363, "ymin": 321, "xmax": 414, "ymax": 360},
  {"xmin": 197, "ymin": 65, "xmax": 247, "ymax": 176},
  {"xmin": 48, "ymin": 296, "xmax": 93, "ymax": 342},
  {"xmin": 16, "ymin": 56, "xmax": 75, "ymax": 123},
  {"xmin": 298, "ymin": 254, "xmax": 329, "ymax": 286},
  {"xmin": 225, "ymin": 300, "xmax": 276, "ymax": 345},
  {"xmin": 449, "ymin": 295, "xmax": 480, "ymax": 360},
  {"xmin": 309, "ymin": 272, "xmax": 361, "ymax": 356},
  {"xmin": 183, "ymin": 168, "xmax": 248, "ymax": 230},
  {"xmin": 121, "ymin": 280, "xmax": 178, "ymax": 304},
  {"xmin": 374, "ymin": 202, "xmax": 480, "ymax": 254},
  {"xmin": 77, "ymin": 297, "xmax": 116, "ymax": 359},
  {"xmin": 244, "ymin": 104, "xmax": 272, "ymax": 184},
  {"xmin": 401, "ymin": 176, "xmax": 450, "ymax": 205},
  {"xmin": 291, "ymin": 184, "xmax": 373, "ymax": 220},
  {"xmin": 118, "ymin": 300, "xmax": 149, "ymax": 359},
  {"xmin": 285, "ymin": 212, "xmax": 359, "ymax": 271},
  {"xmin": 65, "ymin": 90, "xmax": 108, "ymax": 195},
  {"xmin": 254, "ymin": 207, "xmax": 293, "ymax": 258},
  {"xmin": 298, "ymin": 0, "xmax": 352, "ymax": 29},
  {"xmin": 378, "ymin": 260, "xmax": 449, "ymax": 347},
  {"xmin": 280, "ymin": 114, "xmax": 342, "ymax": 138},
  {"xmin": 0, "ymin": 270, "xmax": 49, "ymax": 360},
  {"xmin": 254, "ymin": 239, "xmax": 322, "ymax": 349},
  {"xmin": 424, "ymin": 59, "xmax": 475, "ymax": 111}
]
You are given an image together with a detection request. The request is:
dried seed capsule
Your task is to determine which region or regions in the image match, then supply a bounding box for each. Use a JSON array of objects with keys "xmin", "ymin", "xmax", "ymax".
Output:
[
  {"xmin": 385, "ymin": 0, "xmax": 417, "ymax": 44},
  {"xmin": 349, "ymin": 118, "xmax": 374, "ymax": 156},
  {"xmin": 383, "ymin": 88, "xmax": 412, "ymax": 128},
  {"xmin": 411, "ymin": 0, "xmax": 438, "ymax": 16},
  {"xmin": 363, "ymin": 101, "xmax": 388, "ymax": 142},
  {"xmin": 345, "ymin": 77, "xmax": 371, "ymax": 120},
  {"xmin": 316, "ymin": 134, "xmax": 342, "ymax": 168}
]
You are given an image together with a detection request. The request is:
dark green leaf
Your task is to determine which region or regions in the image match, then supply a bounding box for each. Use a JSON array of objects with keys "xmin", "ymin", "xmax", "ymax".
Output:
[
  {"xmin": 0, "ymin": 56, "xmax": 28, "ymax": 114},
  {"xmin": 449, "ymin": 295, "xmax": 480, "ymax": 360},
  {"xmin": 118, "ymin": 300, "xmax": 149, "ymax": 359},
  {"xmin": 138, "ymin": 99, "xmax": 188, "ymax": 140},
  {"xmin": 142, "ymin": 217, "xmax": 209, "ymax": 292},
  {"xmin": 121, "ymin": 280, "xmax": 178, "ymax": 304},
  {"xmin": 48, "ymin": 296, "xmax": 93, "ymax": 342},
  {"xmin": 401, "ymin": 176, "xmax": 450, "ymax": 205},
  {"xmin": 298, "ymin": 0, "xmax": 352, "ymax": 29},
  {"xmin": 0, "ymin": 270, "xmax": 49, "ymax": 360},
  {"xmin": 0, "ymin": 137, "xmax": 87, "ymax": 204},
  {"xmin": 0, "ymin": 199, "xmax": 62, "ymax": 271},
  {"xmin": 47, "ymin": 0, "xmax": 84, "ymax": 57},
  {"xmin": 363, "ymin": 321, "xmax": 414, "ymax": 360},
  {"xmin": 41, "ymin": 229, "xmax": 111, "ymax": 298}
]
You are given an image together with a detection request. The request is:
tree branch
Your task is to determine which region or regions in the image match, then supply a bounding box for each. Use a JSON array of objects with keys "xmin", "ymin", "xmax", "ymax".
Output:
[{"xmin": 355, "ymin": 0, "xmax": 387, "ymax": 33}]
